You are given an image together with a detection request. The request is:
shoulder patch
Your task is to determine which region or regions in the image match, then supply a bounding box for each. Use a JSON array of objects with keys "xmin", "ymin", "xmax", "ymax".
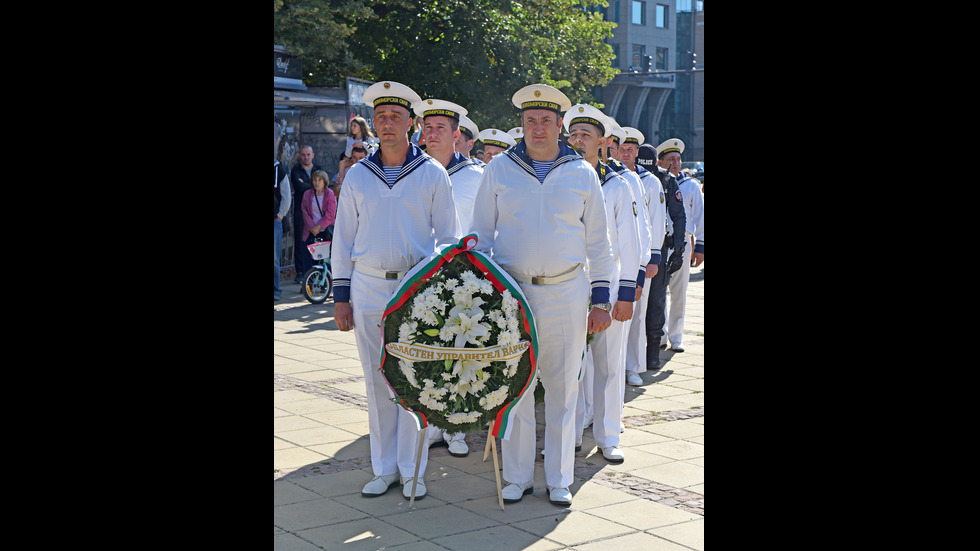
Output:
[
  {"xmin": 660, "ymin": 192, "xmax": 665, "ymax": 203},
  {"xmin": 632, "ymin": 201, "xmax": 638, "ymax": 217}
]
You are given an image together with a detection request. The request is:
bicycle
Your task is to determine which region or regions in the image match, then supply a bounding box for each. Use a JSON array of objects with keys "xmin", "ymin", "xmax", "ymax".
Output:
[{"xmin": 301, "ymin": 225, "xmax": 334, "ymax": 304}]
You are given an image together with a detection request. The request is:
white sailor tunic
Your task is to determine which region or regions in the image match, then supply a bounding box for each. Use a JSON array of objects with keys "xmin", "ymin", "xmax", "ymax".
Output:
[
  {"xmin": 332, "ymin": 143, "xmax": 460, "ymax": 303},
  {"xmin": 445, "ymin": 152, "xmax": 484, "ymax": 235},
  {"xmin": 596, "ymin": 162, "xmax": 641, "ymax": 303},
  {"xmin": 676, "ymin": 173, "xmax": 704, "ymax": 254},
  {"xmin": 470, "ymin": 140, "xmax": 613, "ymax": 304}
]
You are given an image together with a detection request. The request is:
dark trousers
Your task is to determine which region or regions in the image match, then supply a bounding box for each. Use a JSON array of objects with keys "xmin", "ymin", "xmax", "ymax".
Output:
[
  {"xmin": 294, "ymin": 212, "xmax": 311, "ymax": 278},
  {"xmin": 645, "ymin": 241, "xmax": 672, "ymax": 342}
]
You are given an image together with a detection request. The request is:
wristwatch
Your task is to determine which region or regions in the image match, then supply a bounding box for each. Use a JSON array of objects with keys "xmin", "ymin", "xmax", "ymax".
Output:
[{"xmin": 592, "ymin": 302, "xmax": 612, "ymax": 313}]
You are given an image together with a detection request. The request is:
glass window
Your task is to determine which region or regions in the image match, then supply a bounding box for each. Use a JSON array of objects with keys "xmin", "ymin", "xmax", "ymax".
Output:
[
  {"xmin": 606, "ymin": 0, "xmax": 620, "ymax": 23},
  {"xmin": 656, "ymin": 47, "xmax": 668, "ymax": 70},
  {"xmin": 656, "ymin": 4, "xmax": 668, "ymax": 28},
  {"xmin": 632, "ymin": 44, "xmax": 645, "ymax": 68},
  {"xmin": 632, "ymin": 1, "xmax": 645, "ymax": 25}
]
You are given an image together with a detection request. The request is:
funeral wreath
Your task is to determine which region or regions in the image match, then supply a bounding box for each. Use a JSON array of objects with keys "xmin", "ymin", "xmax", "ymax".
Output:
[{"xmin": 381, "ymin": 235, "xmax": 538, "ymax": 435}]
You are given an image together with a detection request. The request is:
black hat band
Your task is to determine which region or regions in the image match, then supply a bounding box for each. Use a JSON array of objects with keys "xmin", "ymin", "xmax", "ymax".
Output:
[
  {"xmin": 521, "ymin": 100, "xmax": 562, "ymax": 112},
  {"xmin": 373, "ymin": 96, "xmax": 412, "ymax": 109},
  {"xmin": 482, "ymin": 139, "xmax": 511, "ymax": 149},
  {"xmin": 569, "ymin": 116, "xmax": 605, "ymax": 135},
  {"xmin": 422, "ymin": 108, "xmax": 461, "ymax": 120}
]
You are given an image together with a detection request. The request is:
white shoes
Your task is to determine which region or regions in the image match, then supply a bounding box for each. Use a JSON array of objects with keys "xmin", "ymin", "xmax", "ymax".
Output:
[
  {"xmin": 445, "ymin": 433, "xmax": 469, "ymax": 457},
  {"xmin": 502, "ymin": 481, "xmax": 534, "ymax": 503},
  {"xmin": 670, "ymin": 342, "xmax": 685, "ymax": 352},
  {"xmin": 601, "ymin": 446, "xmax": 625, "ymax": 464},
  {"xmin": 626, "ymin": 371, "xmax": 643, "ymax": 386},
  {"xmin": 401, "ymin": 476, "xmax": 426, "ymax": 500},
  {"xmin": 546, "ymin": 485, "xmax": 572, "ymax": 506},
  {"xmin": 361, "ymin": 473, "xmax": 400, "ymax": 497}
]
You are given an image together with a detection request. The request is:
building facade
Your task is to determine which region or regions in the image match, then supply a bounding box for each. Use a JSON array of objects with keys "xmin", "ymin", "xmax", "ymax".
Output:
[{"xmin": 598, "ymin": 0, "xmax": 703, "ymax": 161}]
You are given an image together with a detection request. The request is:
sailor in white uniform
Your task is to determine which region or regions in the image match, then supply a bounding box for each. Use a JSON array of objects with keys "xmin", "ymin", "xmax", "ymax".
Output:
[
  {"xmin": 471, "ymin": 84, "xmax": 614, "ymax": 507},
  {"xmin": 332, "ymin": 81, "xmax": 459, "ymax": 501},
  {"xmin": 629, "ymin": 143, "xmax": 668, "ymax": 378},
  {"xmin": 455, "ymin": 113, "xmax": 484, "ymax": 167},
  {"xmin": 411, "ymin": 98, "xmax": 484, "ymax": 458},
  {"xmin": 604, "ymin": 124, "xmax": 654, "ymax": 387},
  {"xmin": 564, "ymin": 105, "xmax": 640, "ymax": 465},
  {"xmin": 413, "ymin": 100, "xmax": 485, "ymax": 236},
  {"xmin": 656, "ymin": 138, "xmax": 704, "ymax": 351},
  {"xmin": 478, "ymin": 128, "xmax": 517, "ymax": 163}
]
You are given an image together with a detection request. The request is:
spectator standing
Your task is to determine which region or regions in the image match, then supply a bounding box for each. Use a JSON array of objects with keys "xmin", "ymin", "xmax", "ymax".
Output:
[
  {"xmin": 346, "ymin": 115, "xmax": 377, "ymax": 157},
  {"xmin": 290, "ymin": 146, "xmax": 323, "ymax": 283},
  {"xmin": 301, "ymin": 169, "xmax": 337, "ymax": 255},
  {"xmin": 274, "ymin": 158, "xmax": 292, "ymax": 301}
]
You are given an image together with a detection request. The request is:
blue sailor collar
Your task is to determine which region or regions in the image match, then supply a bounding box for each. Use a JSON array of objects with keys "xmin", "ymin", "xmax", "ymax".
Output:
[
  {"xmin": 360, "ymin": 142, "xmax": 430, "ymax": 186},
  {"xmin": 674, "ymin": 171, "xmax": 693, "ymax": 185},
  {"xmin": 606, "ymin": 158, "xmax": 627, "ymax": 173},
  {"xmin": 504, "ymin": 139, "xmax": 582, "ymax": 181},
  {"xmin": 595, "ymin": 160, "xmax": 616, "ymax": 185},
  {"xmin": 445, "ymin": 152, "xmax": 476, "ymax": 177}
]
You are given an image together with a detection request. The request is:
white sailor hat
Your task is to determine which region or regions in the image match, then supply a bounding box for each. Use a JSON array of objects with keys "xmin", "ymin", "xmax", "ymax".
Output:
[
  {"xmin": 511, "ymin": 83, "xmax": 572, "ymax": 114},
  {"xmin": 458, "ymin": 114, "xmax": 479, "ymax": 140},
  {"xmin": 621, "ymin": 127, "xmax": 645, "ymax": 146},
  {"xmin": 655, "ymin": 138, "xmax": 685, "ymax": 157},
  {"xmin": 507, "ymin": 127, "xmax": 524, "ymax": 141},
  {"xmin": 413, "ymin": 98, "xmax": 468, "ymax": 121},
  {"xmin": 478, "ymin": 128, "xmax": 517, "ymax": 149},
  {"xmin": 361, "ymin": 81, "xmax": 422, "ymax": 112},
  {"xmin": 607, "ymin": 121, "xmax": 626, "ymax": 145},
  {"xmin": 563, "ymin": 104, "xmax": 612, "ymax": 137}
]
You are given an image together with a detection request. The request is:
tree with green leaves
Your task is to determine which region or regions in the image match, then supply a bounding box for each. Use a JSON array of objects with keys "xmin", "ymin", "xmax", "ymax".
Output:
[
  {"xmin": 274, "ymin": 0, "xmax": 618, "ymax": 131},
  {"xmin": 273, "ymin": 0, "xmax": 376, "ymax": 86}
]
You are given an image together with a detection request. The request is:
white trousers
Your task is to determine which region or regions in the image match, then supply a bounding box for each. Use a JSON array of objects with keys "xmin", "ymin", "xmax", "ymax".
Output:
[
  {"xmin": 574, "ymin": 343, "xmax": 593, "ymax": 445},
  {"xmin": 587, "ymin": 299, "xmax": 629, "ymax": 449},
  {"xmin": 502, "ymin": 271, "xmax": 589, "ymax": 489},
  {"xmin": 625, "ymin": 280, "xmax": 651, "ymax": 374},
  {"xmin": 351, "ymin": 270, "xmax": 429, "ymax": 479},
  {"xmin": 664, "ymin": 234, "xmax": 693, "ymax": 346}
]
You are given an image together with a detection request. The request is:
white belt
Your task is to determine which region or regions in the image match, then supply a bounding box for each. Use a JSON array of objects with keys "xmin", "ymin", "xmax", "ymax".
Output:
[
  {"xmin": 354, "ymin": 263, "xmax": 409, "ymax": 280},
  {"xmin": 512, "ymin": 263, "xmax": 582, "ymax": 286}
]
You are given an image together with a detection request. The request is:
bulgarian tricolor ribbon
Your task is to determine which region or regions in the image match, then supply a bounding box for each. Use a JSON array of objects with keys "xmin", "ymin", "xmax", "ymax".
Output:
[{"xmin": 379, "ymin": 234, "xmax": 539, "ymax": 440}]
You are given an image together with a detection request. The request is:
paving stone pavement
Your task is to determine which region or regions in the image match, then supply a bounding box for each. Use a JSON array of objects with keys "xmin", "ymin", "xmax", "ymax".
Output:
[{"xmin": 275, "ymin": 264, "xmax": 704, "ymax": 550}]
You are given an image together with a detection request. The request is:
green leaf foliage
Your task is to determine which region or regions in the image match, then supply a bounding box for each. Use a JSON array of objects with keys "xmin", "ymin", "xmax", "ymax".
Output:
[{"xmin": 275, "ymin": 0, "xmax": 618, "ymax": 129}]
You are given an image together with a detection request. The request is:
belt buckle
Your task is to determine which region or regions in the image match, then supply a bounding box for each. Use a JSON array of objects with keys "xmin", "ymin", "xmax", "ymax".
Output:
[
  {"xmin": 386, "ymin": 271, "xmax": 400, "ymax": 280},
  {"xmin": 531, "ymin": 276, "xmax": 546, "ymax": 285}
]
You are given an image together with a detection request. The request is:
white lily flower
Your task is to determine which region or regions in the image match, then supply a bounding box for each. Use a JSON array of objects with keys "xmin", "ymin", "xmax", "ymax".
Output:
[
  {"xmin": 454, "ymin": 312, "xmax": 490, "ymax": 347},
  {"xmin": 448, "ymin": 294, "xmax": 485, "ymax": 322}
]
